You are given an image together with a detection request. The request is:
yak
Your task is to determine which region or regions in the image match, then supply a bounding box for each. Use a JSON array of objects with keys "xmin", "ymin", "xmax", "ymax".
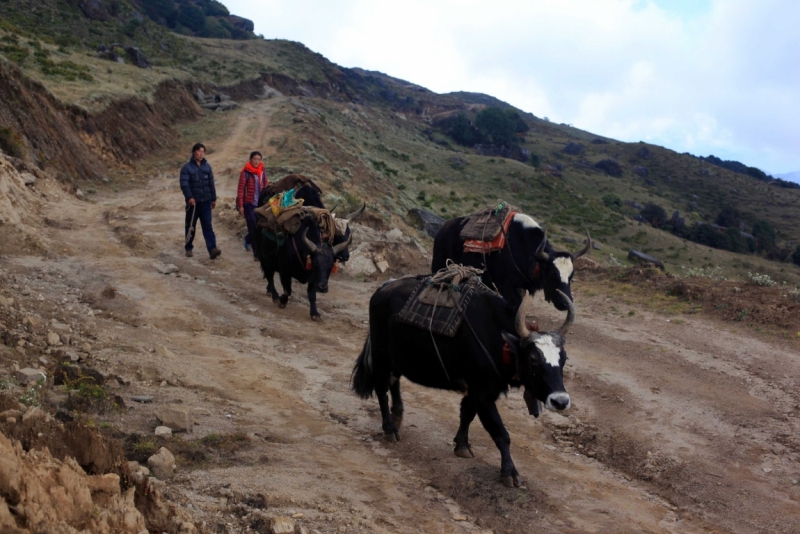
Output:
[
  {"xmin": 431, "ymin": 213, "xmax": 590, "ymax": 312},
  {"xmin": 252, "ymin": 191, "xmax": 364, "ymax": 320},
  {"xmin": 352, "ymin": 279, "xmax": 574, "ymax": 487}
]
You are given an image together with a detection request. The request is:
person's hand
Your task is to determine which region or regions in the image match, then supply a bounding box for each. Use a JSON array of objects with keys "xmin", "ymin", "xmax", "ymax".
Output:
[
  {"xmin": 188, "ymin": 198, "xmax": 196, "ymax": 206},
  {"xmin": 211, "ymin": 201, "xmax": 217, "ymax": 209},
  {"xmin": 238, "ymin": 207, "xmax": 244, "ymax": 216}
]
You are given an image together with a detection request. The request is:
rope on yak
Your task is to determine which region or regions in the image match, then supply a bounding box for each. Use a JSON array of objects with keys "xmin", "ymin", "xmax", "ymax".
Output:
[{"xmin": 426, "ymin": 261, "xmax": 502, "ymax": 384}]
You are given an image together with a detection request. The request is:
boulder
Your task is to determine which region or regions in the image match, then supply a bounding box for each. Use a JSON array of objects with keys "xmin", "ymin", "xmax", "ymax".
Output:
[
  {"xmin": 669, "ymin": 211, "xmax": 685, "ymax": 232},
  {"xmin": 21, "ymin": 173, "xmax": 36, "ymax": 186},
  {"xmin": 633, "ymin": 165, "xmax": 648, "ymax": 177},
  {"xmin": 125, "ymin": 47, "xmax": 151, "ymax": 69},
  {"xmin": 594, "ymin": 159, "xmax": 623, "ymax": 177},
  {"xmin": 407, "ymin": 208, "xmax": 444, "ymax": 238},
  {"xmin": 636, "ymin": 146, "xmax": 652, "ymax": 159},
  {"xmin": 154, "ymin": 405, "xmax": 193, "ymax": 432},
  {"xmin": 47, "ymin": 332, "xmax": 61, "ymax": 346},
  {"xmin": 345, "ymin": 255, "xmax": 377, "ymax": 276},
  {"xmin": 15, "ymin": 368, "xmax": 45, "ymax": 385},
  {"xmin": 562, "ymin": 142, "xmax": 585, "ymax": 155},
  {"xmin": 77, "ymin": 0, "xmax": 109, "ymax": 21},
  {"xmin": 154, "ymin": 426, "xmax": 172, "ymax": 437},
  {"xmin": 153, "ymin": 262, "xmax": 179, "ymax": 275},
  {"xmin": 628, "ymin": 250, "xmax": 664, "ymax": 270},
  {"xmin": 194, "ymin": 89, "xmax": 205, "ymax": 102},
  {"xmin": 385, "ymin": 228, "xmax": 403, "ymax": 242},
  {"xmin": 146, "ymin": 447, "xmax": 176, "ymax": 480},
  {"xmin": 22, "ymin": 406, "xmax": 46, "ymax": 423},
  {"xmin": 227, "ymin": 15, "xmax": 255, "ymax": 32},
  {"xmin": 269, "ymin": 517, "xmax": 295, "ymax": 534}
]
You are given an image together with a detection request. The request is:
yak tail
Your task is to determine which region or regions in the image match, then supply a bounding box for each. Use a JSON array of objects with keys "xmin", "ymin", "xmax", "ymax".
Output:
[{"xmin": 351, "ymin": 333, "xmax": 375, "ymax": 399}]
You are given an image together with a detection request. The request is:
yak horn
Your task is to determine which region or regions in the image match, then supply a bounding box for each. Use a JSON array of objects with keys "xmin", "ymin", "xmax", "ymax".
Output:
[
  {"xmin": 555, "ymin": 290, "xmax": 575, "ymax": 338},
  {"xmin": 535, "ymin": 231, "xmax": 550, "ymax": 262},
  {"xmin": 515, "ymin": 291, "xmax": 532, "ymax": 339},
  {"xmin": 574, "ymin": 230, "xmax": 592, "ymax": 259},
  {"xmin": 331, "ymin": 234, "xmax": 352, "ymax": 256},
  {"xmin": 345, "ymin": 203, "xmax": 366, "ymax": 221},
  {"xmin": 301, "ymin": 228, "xmax": 318, "ymax": 253},
  {"xmin": 329, "ymin": 202, "xmax": 340, "ymax": 215}
]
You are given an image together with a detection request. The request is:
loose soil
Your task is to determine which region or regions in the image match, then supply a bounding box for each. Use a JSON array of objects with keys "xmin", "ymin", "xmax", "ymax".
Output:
[{"xmin": 1, "ymin": 98, "xmax": 799, "ymax": 533}]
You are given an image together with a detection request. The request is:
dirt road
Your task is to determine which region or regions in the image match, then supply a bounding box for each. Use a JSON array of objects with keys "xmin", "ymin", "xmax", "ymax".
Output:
[{"xmin": 9, "ymin": 98, "xmax": 799, "ymax": 533}]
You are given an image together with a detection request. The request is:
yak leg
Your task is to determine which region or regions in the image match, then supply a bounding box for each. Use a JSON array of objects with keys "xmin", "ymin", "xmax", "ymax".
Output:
[
  {"xmin": 307, "ymin": 281, "xmax": 321, "ymax": 321},
  {"xmin": 265, "ymin": 267, "xmax": 280, "ymax": 303},
  {"xmin": 477, "ymin": 401, "xmax": 520, "ymax": 487},
  {"xmin": 389, "ymin": 375, "xmax": 404, "ymax": 428},
  {"xmin": 278, "ymin": 271, "xmax": 292, "ymax": 309},
  {"xmin": 453, "ymin": 395, "xmax": 477, "ymax": 458},
  {"xmin": 376, "ymin": 380, "xmax": 401, "ymax": 442}
]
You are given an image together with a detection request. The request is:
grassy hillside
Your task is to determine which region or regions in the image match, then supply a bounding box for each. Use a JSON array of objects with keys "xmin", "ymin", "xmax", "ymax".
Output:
[{"xmin": 1, "ymin": 0, "xmax": 798, "ymax": 285}]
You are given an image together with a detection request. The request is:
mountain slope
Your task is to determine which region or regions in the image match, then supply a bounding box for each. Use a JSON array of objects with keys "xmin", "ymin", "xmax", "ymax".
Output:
[{"xmin": 0, "ymin": 0, "xmax": 798, "ymax": 282}]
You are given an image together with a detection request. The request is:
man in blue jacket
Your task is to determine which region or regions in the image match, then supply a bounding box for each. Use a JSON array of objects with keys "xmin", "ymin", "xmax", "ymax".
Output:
[{"xmin": 180, "ymin": 143, "xmax": 221, "ymax": 259}]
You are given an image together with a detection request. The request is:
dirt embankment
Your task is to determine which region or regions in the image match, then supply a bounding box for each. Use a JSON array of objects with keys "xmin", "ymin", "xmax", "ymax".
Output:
[{"xmin": 0, "ymin": 61, "xmax": 201, "ymax": 182}]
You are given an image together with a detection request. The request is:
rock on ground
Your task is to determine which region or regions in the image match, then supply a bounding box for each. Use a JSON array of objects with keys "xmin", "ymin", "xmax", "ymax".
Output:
[
  {"xmin": 154, "ymin": 405, "xmax": 194, "ymax": 432},
  {"xmin": 15, "ymin": 367, "xmax": 45, "ymax": 385},
  {"xmin": 146, "ymin": 447, "xmax": 177, "ymax": 480},
  {"xmin": 154, "ymin": 426, "xmax": 173, "ymax": 437},
  {"xmin": 269, "ymin": 516, "xmax": 295, "ymax": 534}
]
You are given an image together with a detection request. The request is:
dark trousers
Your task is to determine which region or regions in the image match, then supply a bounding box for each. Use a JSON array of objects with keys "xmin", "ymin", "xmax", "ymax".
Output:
[
  {"xmin": 185, "ymin": 201, "xmax": 217, "ymax": 252},
  {"xmin": 243, "ymin": 204, "xmax": 258, "ymax": 256}
]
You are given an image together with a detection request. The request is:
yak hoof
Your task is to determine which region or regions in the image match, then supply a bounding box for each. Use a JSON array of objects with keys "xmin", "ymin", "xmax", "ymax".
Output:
[
  {"xmin": 385, "ymin": 431, "xmax": 401, "ymax": 443},
  {"xmin": 311, "ymin": 315, "xmax": 322, "ymax": 322},
  {"xmin": 390, "ymin": 414, "xmax": 403, "ymax": 428},
  {"xmin": 454, "ymin": 446, "xmax": 475, "ymax": 459},
  {"xmin": 501, "ymin": 474, "xmax": 521, "ymax": 488}
]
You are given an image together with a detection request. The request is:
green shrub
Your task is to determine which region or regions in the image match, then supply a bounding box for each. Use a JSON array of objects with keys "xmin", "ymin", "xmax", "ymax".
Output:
[
  {"xmin": 641, "ymin": 202, "xmax": 667, "ymax": 227},
  {"xmin": 475, "ymin": 107, "xmax": 515, "ymax": 146},
  {"xmin": 178, "ymin": 5, "xmax": 206, "ymax": 33},
  {"xmin": 0, "ymin": 127, "xmax": 25, "ymax": 158},
  {"xmin": 602, "ymin": 193, "xmax": 622, "ymax": 210}
]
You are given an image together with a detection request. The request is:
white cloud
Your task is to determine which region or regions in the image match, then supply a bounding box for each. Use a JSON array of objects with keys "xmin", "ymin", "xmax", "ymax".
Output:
[{"xmin": 226, "ymin": 0, "xmax": 800, "ymax": 172}]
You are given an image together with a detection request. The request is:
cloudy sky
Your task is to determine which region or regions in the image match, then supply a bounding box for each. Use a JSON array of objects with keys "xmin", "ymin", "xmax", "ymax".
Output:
[{"xmin": 226, "ymin": 0, "xmax": 800, "ymax": 179}]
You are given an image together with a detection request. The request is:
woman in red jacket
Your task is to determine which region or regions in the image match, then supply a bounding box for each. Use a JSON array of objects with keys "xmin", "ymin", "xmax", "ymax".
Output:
[{"xmin": 237, "ymin": 151, "xmax": 269, "ymax": 259}]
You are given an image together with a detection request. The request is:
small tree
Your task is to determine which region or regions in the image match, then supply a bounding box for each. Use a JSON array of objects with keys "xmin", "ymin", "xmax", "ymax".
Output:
[{"xmin": 752, "ymin": 219, "xmax": 776, "ymax": 252}]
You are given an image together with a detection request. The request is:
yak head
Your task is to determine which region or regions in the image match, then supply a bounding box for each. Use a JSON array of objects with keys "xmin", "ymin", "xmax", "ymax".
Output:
[
  {"xmin": 301, "ymin": 229, "xmax": 352, "ymax": 294},
  {"xmin": 331, "ymin": 203, "xmax": 366, "ymax": 264},
  {"xmin": 502, "ymin": 290, "xmax": 573, "ymax": 413},
  {"xmin": 533, "ymin": 231, "xmax": 591, "ymax": 312}
]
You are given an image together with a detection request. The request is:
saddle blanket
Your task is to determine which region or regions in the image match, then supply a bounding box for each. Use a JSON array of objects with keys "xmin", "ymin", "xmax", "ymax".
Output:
[
  {"xmin": 395, "ymin": 275, "xmax": 483, "ymax": 337},
  {"xmin": 459, "ymin": 201, "xmax": 518, "ymax": 241},
  {"xmin": 463, "ymin": 209, "xmax": 517, "ymax": 254}
]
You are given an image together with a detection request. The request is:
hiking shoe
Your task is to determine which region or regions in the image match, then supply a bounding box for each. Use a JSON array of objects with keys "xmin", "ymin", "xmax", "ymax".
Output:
[
  {"xmin": 185, "ymin": 249, "xmax": 193, "ymax": 258},
  {"xmin": 209, "ymin": 248, "xmax": 221, "ymax": 259},
  {"xmin": 244, "ymin": 236, "xmax": 251, "ymax": 251}
]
